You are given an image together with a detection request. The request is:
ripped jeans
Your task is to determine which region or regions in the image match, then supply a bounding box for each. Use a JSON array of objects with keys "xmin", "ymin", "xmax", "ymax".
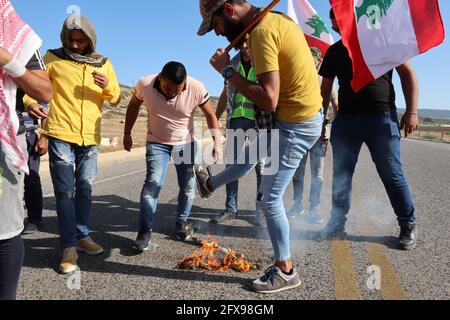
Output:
[
  {"xmin": 49, "ymin": 138, "xmax": 99, "ymax": 249},
  {"xmin": 139, "ymin": 142, "xmax": 198, "ymax": 233}
]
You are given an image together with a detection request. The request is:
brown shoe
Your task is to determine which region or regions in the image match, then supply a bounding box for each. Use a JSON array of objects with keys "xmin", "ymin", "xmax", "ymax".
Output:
[
  {"xmin": 77, "ymin": 237, "xmax": 104, "ymax": 256},
  {"xmin": 59, "ymin": 247, "xmax": 78, "ymax": 274}
]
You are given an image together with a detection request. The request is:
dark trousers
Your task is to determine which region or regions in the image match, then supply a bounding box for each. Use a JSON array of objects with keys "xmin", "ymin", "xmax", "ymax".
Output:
[
  {"xmin": 0, "ymin": 236, "xmax": 24, "ymax": 300},
  {"xmin": 24, "ymin": 132, "xmax": 43, "ymax": 223},
  {"xmin": 330, "ymin": 110, "xmax": 416, "ymax": 225}
]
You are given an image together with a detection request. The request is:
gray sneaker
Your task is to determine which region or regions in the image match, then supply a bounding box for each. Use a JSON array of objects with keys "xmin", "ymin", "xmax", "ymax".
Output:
[
  {"xmin": 209, "ymin": 211, "xmax": 236, "ymax": 224},
  {"xmin": 193, "ymin": 165, "xmax": 213, "ymax": 199},
  {"xmin": 253, "ymin": 266, "xmax": 302, "ymax": 294},
  {"xmin": 286, "ymin": 204, "xmax": 305, "ymax": 220}
]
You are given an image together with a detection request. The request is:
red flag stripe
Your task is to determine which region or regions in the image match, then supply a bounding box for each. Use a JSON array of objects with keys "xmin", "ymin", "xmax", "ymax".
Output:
[
  {"xmin": 304, "ymin": 34, "xmax": 331, "ymax": 58},
  {"xmin": 331, "ymin": 0, "xmax": 374, "ymax": 92},
  {"xmin": 408, "ymin": 0, "xmax": 445, "ymax": 54}
]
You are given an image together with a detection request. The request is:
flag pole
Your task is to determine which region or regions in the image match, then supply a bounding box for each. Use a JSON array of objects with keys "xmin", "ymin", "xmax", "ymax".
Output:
[{"xmin": 225, "ymin": 0, "xmax": 281, "ymax": 53}]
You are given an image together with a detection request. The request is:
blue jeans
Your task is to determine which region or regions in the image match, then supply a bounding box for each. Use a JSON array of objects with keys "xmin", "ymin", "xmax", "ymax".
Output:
[
  {"xmin": 49, "ymin": 138, "xmax": 99, "ymax": 249},
  {"xmin": 292, "ymin": 139, "xmax": 327, "ymax": 211},
  {"xmin": 330, "ymin": 110, "xmax": 416, "ymax": 225},
  {"xmin": 260, "ymin": 113, "xmax": 323, "ymax": 261},
  {"xmin": 139, "ymin": 142, "xmax": 198, "ymax": 233},
  {"xmin": 224, "ymin": 118, "xmax": 264, "ymax": 214}
]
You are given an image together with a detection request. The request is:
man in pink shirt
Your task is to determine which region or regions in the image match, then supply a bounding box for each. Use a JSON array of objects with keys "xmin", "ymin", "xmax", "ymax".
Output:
[{"xmin": 123, "ymin": 61, "xmax": 222, "ymax": 251}]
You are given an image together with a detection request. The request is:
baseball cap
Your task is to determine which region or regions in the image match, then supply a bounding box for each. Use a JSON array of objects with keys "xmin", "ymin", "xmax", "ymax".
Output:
[{"xmin": 197, "ymin": 0, "xmax": 228, "ymax": 36}]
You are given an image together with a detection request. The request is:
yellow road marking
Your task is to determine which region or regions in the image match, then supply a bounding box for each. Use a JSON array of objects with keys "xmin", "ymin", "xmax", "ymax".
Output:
[
  {"xmin": 365, "ymin": 242, "xmax": 408, "ymax": 300},
  {"xmin": 332, "ymin": 240, "xmax": 361, "ymax": 300},
  {"xmin": 354, "ymin": 190, "xmax": 409, "ymax": 300}
]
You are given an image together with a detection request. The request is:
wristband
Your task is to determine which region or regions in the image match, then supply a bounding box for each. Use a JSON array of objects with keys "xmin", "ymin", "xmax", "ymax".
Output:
[{"xmin": 3, "ymin": 57, "xmax": 26, "ymax": 78}]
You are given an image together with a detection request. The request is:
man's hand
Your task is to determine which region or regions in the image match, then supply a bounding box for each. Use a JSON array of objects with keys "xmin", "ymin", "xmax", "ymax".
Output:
[
  {"xmin": 0, "ymin": 47, "xmax": 12, "ymax": 68},
  {"xmin": 123, "ymin": 134, "xmax": 133, "ymax": 152},
  {"xmin": 320, "ymin": 120, "xmax": 329, "ymax": 141},
  {"xmin": 92, "ymin": 71, "xmax": 109, "ymax": 89},
  {"xmin": 35, "ymin": 135, "xmax": 49, "ymax": 156},
  {"xmin": 212, "ymin": 142, "xmax": 224, "ymax": 164},
  {"xmin": 210, "ymin": 49, "xmax": 231, "ymax": 74},
  {"xmin": 401, "ymin": 113, "xmax": 419, "ymax": 138},
  {"xmin": 28, "ymin": 103, "xmax": 49, "ymax": 120}
]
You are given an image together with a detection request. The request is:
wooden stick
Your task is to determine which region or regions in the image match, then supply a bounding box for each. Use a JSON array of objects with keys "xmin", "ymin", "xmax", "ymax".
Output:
[{"xmin": 225, "ymin": 0, "xmax": 281, "ymax": 53}]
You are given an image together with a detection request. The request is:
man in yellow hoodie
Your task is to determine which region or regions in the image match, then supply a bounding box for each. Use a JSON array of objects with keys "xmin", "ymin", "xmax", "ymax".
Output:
[{"xmin": 25, "ymin": 15, "xmax": 121, "ymax": 274}]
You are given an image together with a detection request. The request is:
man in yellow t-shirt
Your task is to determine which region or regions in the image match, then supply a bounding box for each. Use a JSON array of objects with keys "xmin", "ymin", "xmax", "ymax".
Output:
[
  {"xmin": 197, "ymin": 0, "xmax": 323, "ymax": 294},
  {"xmin": 24, "ymin": 16, "xmax": 121, "ymax": 275}
]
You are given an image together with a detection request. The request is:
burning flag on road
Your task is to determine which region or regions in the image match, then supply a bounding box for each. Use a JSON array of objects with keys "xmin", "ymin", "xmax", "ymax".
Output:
[
  {"xmin": 331, "ymin": 0, "xmax": 445, "ymax": 92},
  {"xmin": 287, "ymin": 0, "xmax": 335, "ymax": 58},
  {"xmin": 177, "ymin": 239, "xmax": 253, "ymax": 273}
]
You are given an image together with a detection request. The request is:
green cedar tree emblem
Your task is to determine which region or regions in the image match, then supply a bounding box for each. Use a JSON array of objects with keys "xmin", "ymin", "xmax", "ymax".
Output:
[
  {"xmin": 356, "ymin": 0, "xmax": 394, "ymax": 29},
  {"xmin": 306, "ymin": 14, "xmax": 330, "ymax": 38}
]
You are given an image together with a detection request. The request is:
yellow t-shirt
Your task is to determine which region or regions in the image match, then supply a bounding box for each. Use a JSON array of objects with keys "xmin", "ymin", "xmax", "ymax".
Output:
[{"xmin": 249, "ymin": 12, "xmax": 323, "ymax": 123}]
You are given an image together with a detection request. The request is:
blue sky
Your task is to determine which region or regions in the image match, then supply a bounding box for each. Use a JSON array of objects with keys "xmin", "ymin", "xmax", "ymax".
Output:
[{"xmin": 12, "ymin": 0, "xmax": 450, "ymax": 110}]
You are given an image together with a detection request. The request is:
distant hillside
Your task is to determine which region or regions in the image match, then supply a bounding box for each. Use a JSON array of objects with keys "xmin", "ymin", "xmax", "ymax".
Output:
[{"xmin": 398, "ymin": 109, "xmax": 450, "ymax": 120}]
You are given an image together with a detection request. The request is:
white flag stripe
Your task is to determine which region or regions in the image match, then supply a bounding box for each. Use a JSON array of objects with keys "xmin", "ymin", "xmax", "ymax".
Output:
[
  {"xmin": 356, "ymin": 0, "xmax": 419, "ymax": 79},
  {"xmin": 287, "ymin": 0, "xmax": 334, "ymax": 45}
]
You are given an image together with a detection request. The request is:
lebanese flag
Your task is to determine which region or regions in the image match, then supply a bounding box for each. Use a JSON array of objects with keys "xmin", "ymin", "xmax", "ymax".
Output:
[
  {"xmin": 331, "ymin": 0, "xmax": 445, "ymax": 92},
  {"xmin": 287, "ymin": 0, "xmax": 334, "ymax": 58}
]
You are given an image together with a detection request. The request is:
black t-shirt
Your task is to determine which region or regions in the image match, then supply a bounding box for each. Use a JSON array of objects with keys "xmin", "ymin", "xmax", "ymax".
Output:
[
  {"xmin": 16, "ymin": 51, "xmax": 45, "ymax": 135},
  {"xmin": 319, "ymin": 40, "xmax": 396, "ymax": 114}
]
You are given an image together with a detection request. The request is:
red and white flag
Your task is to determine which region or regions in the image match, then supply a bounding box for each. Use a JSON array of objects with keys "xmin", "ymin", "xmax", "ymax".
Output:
[
  {"xmin": 331, "ymin": 0, "xmax": 445, "ymax": 92},
  {"xmin": 287, "ymin": 0, "xmax": 334, "ymax": 58}
]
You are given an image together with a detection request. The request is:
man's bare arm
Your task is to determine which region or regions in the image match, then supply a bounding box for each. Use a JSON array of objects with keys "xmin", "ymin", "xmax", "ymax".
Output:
[
  {"xmin": 123, "ymin": 95, "xmax": 144, "ymax": 152},
  {"xmin": 216, "ymin": 86, "xmax": 228, "ymax": 120}
]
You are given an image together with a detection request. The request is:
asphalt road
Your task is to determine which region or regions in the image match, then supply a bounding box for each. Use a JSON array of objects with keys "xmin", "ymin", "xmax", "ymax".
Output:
[{"xmin": 17, "ymin": 138, "xmax": 450, "ymax": 300}]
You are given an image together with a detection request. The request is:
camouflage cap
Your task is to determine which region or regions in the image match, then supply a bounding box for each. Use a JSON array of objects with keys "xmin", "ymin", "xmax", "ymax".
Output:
[{"xmin": 197, "ymin": 0, "xmax": 227, "ymax": 36}]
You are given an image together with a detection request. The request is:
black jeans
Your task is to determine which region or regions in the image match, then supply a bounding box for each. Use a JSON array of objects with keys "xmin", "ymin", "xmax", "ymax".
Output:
[
  {"xmin": 0, "ymin": 235, "xmax": 24, "ymax": 300},
  {"xmin": 25, "ymin": 132, "xmax": 43, "ymax": 223}
]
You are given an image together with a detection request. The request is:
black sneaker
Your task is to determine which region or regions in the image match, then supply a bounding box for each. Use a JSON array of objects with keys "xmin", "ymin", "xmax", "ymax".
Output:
[
  {"xmin": 320, "ymin": 219, "xmax": 346, "ymax": 239},
  {"xmin": 133, "ymin": 230, "xmax": 152, "ymax": 252},
  {"xmin": 22, "ymin": 220, "xmax": 42, "ymax": 235},
  {"xmin": 398, "ymin": 222, "xmax": 417, "ymax": 251},
  {"xmin": 253, "ymin": 266, "xmax": 302, "ymax": 294},
  {"xmin": 175, "ymin": 221, "xmax": 194, "ymax": 241},
  {"xmin": 193, "ymin": 165, "xmax": 213, "ymax": 199},
  {"xmin": 209, "ymin": 211, "xmax": 236, "ymax": 224}
]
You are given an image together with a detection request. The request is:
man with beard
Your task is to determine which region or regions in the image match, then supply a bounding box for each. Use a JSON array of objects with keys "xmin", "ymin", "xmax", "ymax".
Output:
[
  {"xmin": 24, "ymin": 15, "xmax": 121, "ymax": 274},
  {"xmin": 197, "ymin": 0, "xmax": 324, "ymax": 293}
]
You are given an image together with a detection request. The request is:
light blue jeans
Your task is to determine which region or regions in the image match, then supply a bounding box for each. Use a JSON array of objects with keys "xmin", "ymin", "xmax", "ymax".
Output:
[
  {"xmin": 261, "ymin": 113, "xmax": 323, "ymax": 261},
  {"xmin": 292, "ymin": 139, "xmax": 327, "ymax": 211},
  {"xmin": 139, "ymin": 141, "xmax": 198, "ymax": 233}
]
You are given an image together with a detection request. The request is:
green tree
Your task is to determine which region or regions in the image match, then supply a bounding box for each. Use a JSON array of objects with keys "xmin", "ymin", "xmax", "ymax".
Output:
[
  {"xmin": 306, "ymin": 14, "xmax": 330, "ymax": 38},
  {"xmin": 356, "ymin": 0, "xmax": 394, "ymax": 22}
]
